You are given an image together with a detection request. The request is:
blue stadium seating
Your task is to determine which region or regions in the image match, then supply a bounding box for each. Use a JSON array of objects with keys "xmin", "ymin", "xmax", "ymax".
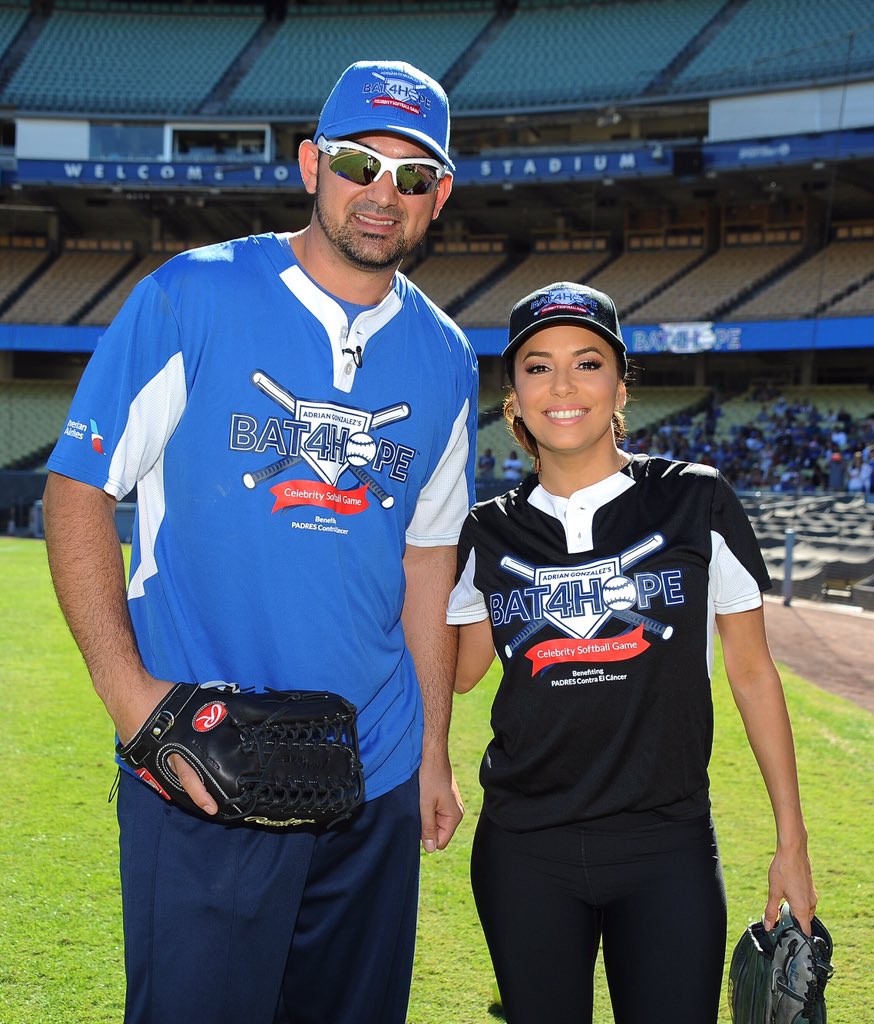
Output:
[
  {"xmin": 0, "ymin": 4, "xmax": 28, "ymax": 63},
  {"xmin": 224, "ymin": 5, "xmax": 493, "ymax": 117},
  {"xmin": 674, "ymin": 0, "xmax": 874, "ymax": 94},
  {"xmin": 1, "ymin": 4, "xmax": 261, "ymax": 114},
  {"xmin": 4, "ymin": 1, "xmax": 872, "ymax": 117},
  {"xmin": 451, "ymin": 0, "xmax": 724, "ymax": 110}
]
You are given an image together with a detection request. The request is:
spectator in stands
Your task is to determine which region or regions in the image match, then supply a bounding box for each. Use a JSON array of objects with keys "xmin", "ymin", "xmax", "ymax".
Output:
[
  {"xmin": 41, "ymin": 60, "xmax": 477, "ymax": 1024},
  {"xmin": 628, "ymin": 386, "xmax": 870, "ymax": 497},
  {"xmin": 830, "ymin": 423, "xmax": 849, "ymax": 450},
  {"xmin": 478, "ymin": 447, "xmax": 496, "ymax": 480},
  {"xmin": 448, "ymin": 281, "xmax": 818, "ymax": 1024},
  {"xmin": 502, "ymin": 449, "xmax": 524, "ymax": 481},
  {"xmin": 847, "ymin": 451, "xmax": 872, "ymax": 496},
  {"xmin": 828, "ymin": 451, "xmax": 846, "ymax": 492}
]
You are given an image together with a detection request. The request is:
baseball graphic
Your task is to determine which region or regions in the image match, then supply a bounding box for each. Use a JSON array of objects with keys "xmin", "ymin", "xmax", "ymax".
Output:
[
  {"xmin": 346, "ymin": 431, "xmax": 377, "ymax": 467},
  {"xmin": 602, "ymin": 575, "xmax": 637, "ymax": 611}
]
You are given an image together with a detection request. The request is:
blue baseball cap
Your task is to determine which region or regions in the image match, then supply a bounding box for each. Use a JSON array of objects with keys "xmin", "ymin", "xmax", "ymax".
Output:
[
  {"xmin": 504, "ymin": 282, "xmax": 628, "ymax": 382},
  {"xmin": 315, "ymin": 60, "xmax": 454, "ymax": 171}
]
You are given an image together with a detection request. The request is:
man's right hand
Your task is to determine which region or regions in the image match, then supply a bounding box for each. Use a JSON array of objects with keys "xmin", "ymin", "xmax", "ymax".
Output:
[{"xmin": 112, "ymin": 674, "xmax": 218, "ymax": 816}]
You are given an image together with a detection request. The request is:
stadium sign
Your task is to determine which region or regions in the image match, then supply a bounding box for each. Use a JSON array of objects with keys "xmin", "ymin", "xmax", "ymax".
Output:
[
  {"xmin": 12, "ymin": 147, "xmax": 670, "ymax": 190},
  {"xmin": 465, "ymin": 316, "xmax": 873, "ymax": 358},
  {"xmin": 629, "ymin": 323, "xmax": 740, "ymax": 353},
  {"xmin": 11, "ymin": 127, "xmax": 874, "ymax": 190},
  {"xmin": 704, "ymin": 126, "xmax": 874, "ymax": 171},
  {"xmin": 2, "ymin": 315, "xmax": 871, "ymax": 357},
  {"xmin": 454, "ymin": 147, "xmax": 669, "ymax": 183},
  {"xmin": 14, "ymin": 159, "xmax": 305, "ymax": 189}
]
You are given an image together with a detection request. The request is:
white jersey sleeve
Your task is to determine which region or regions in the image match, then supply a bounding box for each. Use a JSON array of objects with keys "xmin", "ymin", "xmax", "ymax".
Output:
[
  {"xmin": 709, "ymin": 530, "xmax": 764, "ymax": 613},
  {"xmin": 708, "ymin": 472, "xmax": 769, "ymax": 613},
  {"xmin": 447, "ymin": 546, "xmax": 488, "ymax": 624},
  {"xmin": 407, "ymin": 398, "xmax": 473, "ymax": 546}
]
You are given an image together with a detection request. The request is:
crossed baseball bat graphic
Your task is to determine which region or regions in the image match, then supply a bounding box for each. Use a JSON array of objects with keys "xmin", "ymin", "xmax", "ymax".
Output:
[
  {"xmin": 243, "ymin": 369, "xmax": 409, "ymax": 510},
  {"xmin": 499, "ymin": 532, "xmax": 672, "ymax": 657}
]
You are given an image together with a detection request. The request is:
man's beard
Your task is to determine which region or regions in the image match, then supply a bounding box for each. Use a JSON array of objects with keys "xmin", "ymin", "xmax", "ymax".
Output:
[{"xmin": 314, "ymin": 185, "xmax": 430, "ymax": 271}]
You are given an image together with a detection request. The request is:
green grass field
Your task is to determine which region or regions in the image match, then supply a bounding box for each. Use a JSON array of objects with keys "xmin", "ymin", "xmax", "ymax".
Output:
[{"xmin": 1, "ymin": 536, "xmax": 871, "ymax": 1023}]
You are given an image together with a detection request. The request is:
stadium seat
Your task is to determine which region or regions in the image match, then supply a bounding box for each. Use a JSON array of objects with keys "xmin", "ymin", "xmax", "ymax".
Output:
[
  {"xmin": 457, "ymin": 251, "xmax": 611, "ymax": 327},
  {"xmin": 674, "ymin": 0, "xmax": 874, "ymax": 95},
  {"xmin": 406, "ymin": 252, "xmax": 507, "ymax": 312},
  {"xmin": 224, "ymin": 6, "xmax": 493, "ymax": 117},
  {"xmin": 0, "ymin": 379, "xmax": 77, "ymax": 468},
  {"xmin": 1, "ymin": 5, "xmax": 261, "ymax": 114},
  {"xmin": 631, "ymin": 245, "xmax": 800, "ymax": 322},
  {"xmin": 1, "ymin": 249, "xmax": 134, "ymax": 325},
  {"xmin": 589, "ymin": 249, "xmax": 703, "ymax": 319},
  {"xmin": 452, "ymin": 0, "xmax": 724, "ymax": 109},
  {"xmin": 0, "ymin": 248, "xmax": 52, "ymax": 310},
  {"xmin": 729, "ymin": 240, "xmax": 874, "ymax": 320}
]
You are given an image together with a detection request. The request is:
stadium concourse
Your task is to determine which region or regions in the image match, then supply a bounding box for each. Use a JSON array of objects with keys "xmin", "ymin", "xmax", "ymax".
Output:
[{"xmin": 1, "ymin": 0, "xmax": 873, "ymax": 614}]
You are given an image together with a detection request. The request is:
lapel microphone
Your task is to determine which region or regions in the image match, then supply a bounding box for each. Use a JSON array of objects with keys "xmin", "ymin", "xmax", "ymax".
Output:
[{"xmin": 342, "ymin": 345, "xmax": 363, "ymax": 368}]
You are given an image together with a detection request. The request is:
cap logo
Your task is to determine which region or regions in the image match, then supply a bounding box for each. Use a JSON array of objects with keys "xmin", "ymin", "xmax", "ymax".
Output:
[
  {"xmin": 364, "ymin": 70, "xmax": 431, "ymax": 117},
  {"xmin": 532, "ymin": 288, "xmax": 599, "ymax": 317}
]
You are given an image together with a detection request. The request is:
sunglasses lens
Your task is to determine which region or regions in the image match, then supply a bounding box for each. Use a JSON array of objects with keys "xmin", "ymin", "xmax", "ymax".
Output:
[
  {"xmin": 396, "ymin": 164, "xmax": 439, "ymax": 195},
  {"xmin": 327, "ymin": 146, "xmax": 440, "ymax": 195},
  {"xmin": 328, "ymin": 149, "xmax": 377, "ymax": 186}
]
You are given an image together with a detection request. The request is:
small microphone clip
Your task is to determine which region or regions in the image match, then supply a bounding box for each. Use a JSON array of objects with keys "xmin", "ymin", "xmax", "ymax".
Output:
[{"xmin": 342, "ymin": 345, "xmax": 363, "ymax": 368}]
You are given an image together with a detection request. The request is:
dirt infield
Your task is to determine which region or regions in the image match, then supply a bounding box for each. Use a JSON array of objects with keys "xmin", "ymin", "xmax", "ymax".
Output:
[{"xmin": 762, "ymin": 595, "xmax": 874, "ymax": 713}]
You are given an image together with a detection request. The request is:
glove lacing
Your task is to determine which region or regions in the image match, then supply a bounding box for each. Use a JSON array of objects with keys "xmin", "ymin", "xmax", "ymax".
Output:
[
  {"xmin": 237, "ymin": 716, "xmax": 359, "ymax": 814},
  {"xmin": 772, "ymin": 935, "xmax": 834, "ymax": 1022}
]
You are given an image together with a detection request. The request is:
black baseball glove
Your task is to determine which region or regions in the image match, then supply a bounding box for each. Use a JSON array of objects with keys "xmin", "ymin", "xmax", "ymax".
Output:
[
  {"xmin": 728, "ymin": 903, "xmax": 834, "ymax": 1024},
  {"xmin": 117, "ymin": 683, "xmax": 364, "ymax": 829}
]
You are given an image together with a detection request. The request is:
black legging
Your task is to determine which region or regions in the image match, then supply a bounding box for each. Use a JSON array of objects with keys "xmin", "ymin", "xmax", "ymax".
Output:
[{"xmin": 471, "ymin": 810, "xmax": 727, "ymax": 1024}]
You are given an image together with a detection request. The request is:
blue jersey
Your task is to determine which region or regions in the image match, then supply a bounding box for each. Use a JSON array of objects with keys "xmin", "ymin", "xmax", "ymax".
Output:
[{"xmin": 49, "ymin": 232, "xmax": 479, "ymax": 800}]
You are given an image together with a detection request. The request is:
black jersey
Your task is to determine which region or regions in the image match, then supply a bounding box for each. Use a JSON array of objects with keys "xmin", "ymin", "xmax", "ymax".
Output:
[{"xmin": 449, "ymin": 456, "xmax": 771, "ymax": 832}]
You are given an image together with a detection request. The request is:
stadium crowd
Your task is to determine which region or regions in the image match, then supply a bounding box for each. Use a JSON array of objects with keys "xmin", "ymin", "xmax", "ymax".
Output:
[{"xmin": 623, "ymin": 388, "xmax": 874, "ymax": 496}]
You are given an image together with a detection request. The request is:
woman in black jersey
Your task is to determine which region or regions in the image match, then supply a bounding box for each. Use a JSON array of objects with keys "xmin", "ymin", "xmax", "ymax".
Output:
[{"xmin": 447, "ymin": 283, "xmax": 818, "ymax": 1024}]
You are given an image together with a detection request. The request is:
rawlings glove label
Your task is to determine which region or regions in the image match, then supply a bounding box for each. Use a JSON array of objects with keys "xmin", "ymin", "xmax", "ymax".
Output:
[{"xmin": 193, "ymin": 702, "xmax": 228, "ymax": 731}]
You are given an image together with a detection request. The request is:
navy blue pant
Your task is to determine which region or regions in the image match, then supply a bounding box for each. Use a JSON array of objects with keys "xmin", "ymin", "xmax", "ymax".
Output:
[
  {"xmin": 471, "ymin": 811, "xmax": 727, "ymax": 1024},
  {"xmin": 117, "ymin": 770, "xmax": 421, "ymax": 1024}
]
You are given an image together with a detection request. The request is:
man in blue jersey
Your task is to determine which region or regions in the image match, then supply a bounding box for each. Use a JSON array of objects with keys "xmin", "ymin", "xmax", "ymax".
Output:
[{"xmin": 43, "ymin": 60, "xmax": 478, "ymax": 1024}]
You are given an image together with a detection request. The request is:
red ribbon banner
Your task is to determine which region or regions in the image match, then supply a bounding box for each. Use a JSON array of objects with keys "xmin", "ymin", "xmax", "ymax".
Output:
[
  {"xmin": 270, "ymin": 480, "xmax": 370, "ymax": 515},
  {"xmin": 525, "ymin": 625, "xmax": 650, "ymax": 675},
  {"xmin": 372, "ymin": 96, "xmax": 420, "ymax": 115}
]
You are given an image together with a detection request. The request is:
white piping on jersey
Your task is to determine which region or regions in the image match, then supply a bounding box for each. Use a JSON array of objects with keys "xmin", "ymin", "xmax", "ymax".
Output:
[
  {"xmin": 103, "ymin": 351, "xmax": 187, "ymax": 599},
  {"xmin": 278, "ymin": 265, "xmax": 403, "ymax": 393},
  {"xmin": 530, "ymin": 472, "xmax": 635, "ymax": 553},
  {"xmin": 407, "ymin": 398, "xmax": 471, "ymax": 546}
]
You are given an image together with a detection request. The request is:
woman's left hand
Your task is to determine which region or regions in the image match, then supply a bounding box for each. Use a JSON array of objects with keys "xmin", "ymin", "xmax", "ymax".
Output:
[{"xmin": 764, "ymin": 842, "xmax": 818, "ymax": 935}]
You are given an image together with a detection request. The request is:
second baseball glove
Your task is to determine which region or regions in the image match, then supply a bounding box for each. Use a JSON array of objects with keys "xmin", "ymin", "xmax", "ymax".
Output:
[
  {"xmin": 728, "ymin": 903, "xmax": 834, "ymax": 1023},
  {"xmin": 117, "ymin": 682, "xmax": 364, "ymax": 829}
]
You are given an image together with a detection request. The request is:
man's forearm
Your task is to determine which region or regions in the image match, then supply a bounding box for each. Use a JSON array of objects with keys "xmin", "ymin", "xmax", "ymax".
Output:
[
  {"xmin": 402, "ymin": 542, "xmax": 464, "ymax": 849},
  {"xmin": 43, "ymin": 472, "xmax": 151, "ymax": 730},
  {"xmin": 401, "ymin": 543, "xmax": 457, "ymax": 752}
]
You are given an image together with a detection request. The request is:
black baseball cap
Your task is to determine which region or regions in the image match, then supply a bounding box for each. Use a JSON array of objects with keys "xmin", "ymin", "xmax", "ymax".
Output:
[{"xmin": 503, "ymin": 282, "xmax": 627, "ymax": 382}]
